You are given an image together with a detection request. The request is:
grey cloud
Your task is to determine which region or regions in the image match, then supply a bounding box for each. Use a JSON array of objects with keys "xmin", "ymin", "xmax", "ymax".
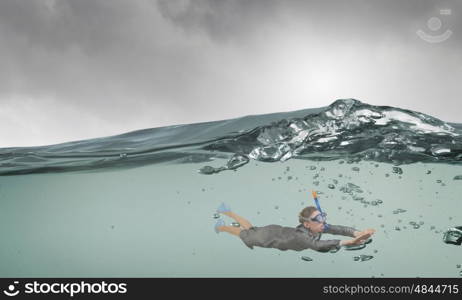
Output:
[
  {"xmin": 158, "ymin": 0, "xmax": 462, "ymax": 45},
  {"xmin": 0, "ymin": 0, "xmax": 461, "ymax": 147},
  {"xmin": 0, "ymin": 0, "xmax": 140, "ymax": 53},
  {"xmin": 157, "ymin": 0, "xmax": 283, "ymax": 42},
  {"xmin": 0, "ymin": 0, "xmax": 202, "ymax": 123}
]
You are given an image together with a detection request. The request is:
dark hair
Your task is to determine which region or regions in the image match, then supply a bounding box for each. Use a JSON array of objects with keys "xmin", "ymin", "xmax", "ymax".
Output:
[{"xmin": 299, "ymin": 206, "xmax": 318, "ymax": 223}]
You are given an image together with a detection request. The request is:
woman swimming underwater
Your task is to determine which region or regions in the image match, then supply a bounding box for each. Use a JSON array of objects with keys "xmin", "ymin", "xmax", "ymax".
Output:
[{"xmin": 214, "ymin": 192, "xmax": 375, "ymax": 252}]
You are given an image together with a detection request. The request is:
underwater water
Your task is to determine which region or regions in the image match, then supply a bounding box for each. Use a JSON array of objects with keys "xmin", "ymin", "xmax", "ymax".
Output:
[{"xmin": 1, "ymin": 99, "xmax": 461, "ymax": 277}]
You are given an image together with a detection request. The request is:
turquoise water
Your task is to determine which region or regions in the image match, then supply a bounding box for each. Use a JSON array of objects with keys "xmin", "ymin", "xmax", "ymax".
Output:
[{"xmin": 1, "ymin": 99, "xmax": 461, "ymax": 277}]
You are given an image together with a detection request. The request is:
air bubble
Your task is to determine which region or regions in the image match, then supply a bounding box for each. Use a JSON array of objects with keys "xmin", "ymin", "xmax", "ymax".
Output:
[
  {"xmin": 393, "ymin": 209, "xmax": 406, "ymax": 214},
  {"xmin": 359, "ymin": 255, "xmax": 373, "ymax": 262},
  {"xmin": 392, "ymin": 167, "xmax": 403, "ymax": 174},
  {"xmin": 301, "ymin": 256, "xmax": 313, "ymax": 262}
]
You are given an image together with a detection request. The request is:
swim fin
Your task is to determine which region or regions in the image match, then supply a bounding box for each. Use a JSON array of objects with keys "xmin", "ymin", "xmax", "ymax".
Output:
[
  {"xmin": 214, "ymin": 218, "xmax": 225, "ymax": 234},
  {"xmin": 216, "ymin": 202, "xmax": 232, "ymax": 214}
]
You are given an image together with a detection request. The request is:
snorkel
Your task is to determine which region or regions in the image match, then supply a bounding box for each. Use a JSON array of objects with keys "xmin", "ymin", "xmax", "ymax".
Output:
[{"xmin": 311, "ymin": 190, "xmax": 329, "ymax": 231}]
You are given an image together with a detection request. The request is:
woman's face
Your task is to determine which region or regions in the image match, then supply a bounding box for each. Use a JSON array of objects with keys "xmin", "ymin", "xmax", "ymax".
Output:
[{"xmin": 307, "ymin": 210, "xmax": 325, "ymax": 233}]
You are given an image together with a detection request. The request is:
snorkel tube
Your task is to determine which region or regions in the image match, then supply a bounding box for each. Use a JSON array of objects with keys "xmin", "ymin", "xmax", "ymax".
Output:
[{"xmin": 311, "ymin": 190, "xmax": 329, "ymax": 231}]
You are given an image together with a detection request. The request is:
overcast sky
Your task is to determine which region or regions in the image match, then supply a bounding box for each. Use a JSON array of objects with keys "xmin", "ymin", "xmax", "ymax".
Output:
[{"xmin": 0, "ymin": 0, "xmax": 461, "ymax": 148}]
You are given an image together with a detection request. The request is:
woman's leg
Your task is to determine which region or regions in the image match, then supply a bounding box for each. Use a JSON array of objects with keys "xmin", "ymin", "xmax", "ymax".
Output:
[
  {"xmin": 222, "ymin": 211, "xmax": 253, "ymax": 230},
  {"xmin": 217, "ymin": 225, "xmax": 242, "ymax": 236}
]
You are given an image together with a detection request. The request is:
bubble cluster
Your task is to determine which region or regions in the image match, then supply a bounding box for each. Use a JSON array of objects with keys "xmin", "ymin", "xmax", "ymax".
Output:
[
  {"xmin": 370, "ymin": 199, "xmax": 383, "ymax": 206},
  {"xmin": 392, "ymin": 167, "xmax": 403, "ymax": 174}
]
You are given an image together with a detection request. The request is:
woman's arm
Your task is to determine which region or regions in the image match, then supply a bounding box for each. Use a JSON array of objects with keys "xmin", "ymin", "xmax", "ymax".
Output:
[{"xmin": 324, "ymin": 224, "xmax": 358, "ymax": 237}]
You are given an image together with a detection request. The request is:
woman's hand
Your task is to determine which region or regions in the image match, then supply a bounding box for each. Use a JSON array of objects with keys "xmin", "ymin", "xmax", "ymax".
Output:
[{"xmin": 354, "ymin": 228, "xmax": 376, "ymax": 238}]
